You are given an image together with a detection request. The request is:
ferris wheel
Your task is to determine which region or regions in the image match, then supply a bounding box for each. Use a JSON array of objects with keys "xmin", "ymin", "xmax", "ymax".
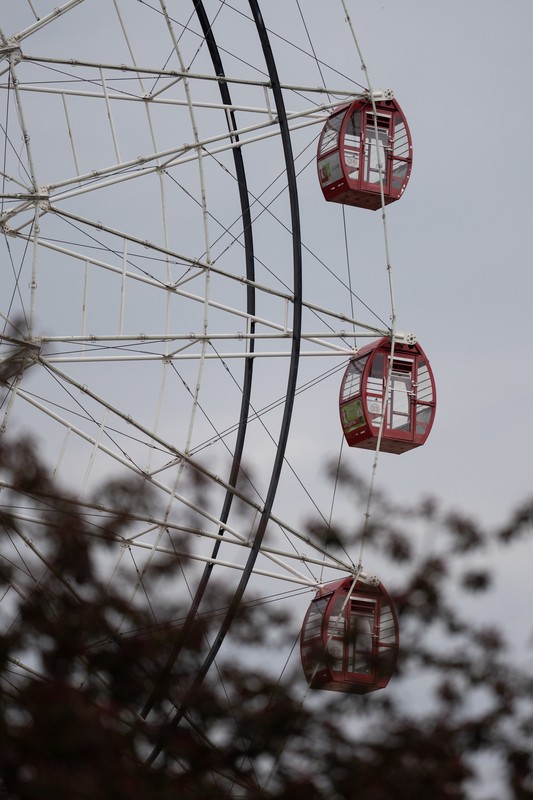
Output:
[{"xmin": 0, "ymin": 0, "xmax": 434, "ymax": 730}]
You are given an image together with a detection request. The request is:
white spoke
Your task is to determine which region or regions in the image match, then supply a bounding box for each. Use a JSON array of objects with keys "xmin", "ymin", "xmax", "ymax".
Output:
[{"xmin": 0, "ymin": 0, "xmax": 397, "ymax": 721}]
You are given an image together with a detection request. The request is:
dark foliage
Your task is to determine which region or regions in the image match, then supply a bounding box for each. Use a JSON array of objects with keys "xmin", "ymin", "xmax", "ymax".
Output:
[{"xmin": 0, "ymin": 436, "xmax": 532, "ymax": 799}]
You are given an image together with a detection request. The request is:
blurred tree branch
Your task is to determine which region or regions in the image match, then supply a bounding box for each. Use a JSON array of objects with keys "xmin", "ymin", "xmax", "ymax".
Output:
[{"xmin": 0, "ymin": 426, "xmax": 532, "ymax": 798}]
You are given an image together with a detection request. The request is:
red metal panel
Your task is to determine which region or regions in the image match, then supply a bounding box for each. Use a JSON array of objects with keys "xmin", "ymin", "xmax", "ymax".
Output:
[
  {"xmin": 339, "ymin": 338, "xmax": 436, "ymax": 454},
  {"xmin": 300, "ymin": 576, "xmax": 399, "ymax": 694},
  {"xmin": 317, "ymin": 98, "xmax": 413, "ymax": 210}
]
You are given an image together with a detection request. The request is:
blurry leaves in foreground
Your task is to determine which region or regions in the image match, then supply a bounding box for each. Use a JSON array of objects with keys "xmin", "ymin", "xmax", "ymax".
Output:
[{"xmin": 0, "ymin": 436, "xmax": 532, "ymax": 799}]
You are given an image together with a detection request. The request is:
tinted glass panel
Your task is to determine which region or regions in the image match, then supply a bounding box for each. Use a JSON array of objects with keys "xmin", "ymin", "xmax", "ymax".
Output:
[
  {"xmin": 416, "ymin": 404, "xmax": 431, "ymax": 434},
  {"xmin": 326, "ymin": 596, "xmax": 346, "ymax": 671},
  {"xmin": 319, "ymin": 114, "xmax": 343, "ymax": 155},
  {"xmin": 344, "ymin": 109, "xmax": 361, "ymax": 178},
  {"xmin": 364, "ymin": 114, "xmax": 390, "ymax": 185},
  {"xmin": 416, "ymin": 361, "xmax": 434, "ymax": 403},
  {"xmin": 302, "ymin": 596, "xmax": 329, "ymax": 642},
  {"xmin": 341, "ymin": 355, "xmax": 368, "ymax": 401},
  {"xmin": 379, "ymin": 605, "xmax": 396, "ymax": 644},
  {"xmin": 387, "ymin": 359, "xmax": 413, "ymax": 431},
  {"xmin": 393, "ymin": 116, "xmax": 409, "ymax": 158},
  {"xmin": 391, "ymin": 161, "xmax": 408, "ymax": 190},
  {"xmin": 367, "ymin": 353, "xmax": 385, "ymax": 423}
]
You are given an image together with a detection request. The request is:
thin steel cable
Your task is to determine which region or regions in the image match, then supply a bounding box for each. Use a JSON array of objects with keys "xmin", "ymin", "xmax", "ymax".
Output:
[
  {"xmin": 263, "ymin": 570, "xmax": 361, "ymax": 792},
  {"xmin": 218, "ymin": 0, "xmax": 368, "ymax": 92},
  {"xmin": 144, "ymin": 0, "xmax": 304, "ymax": 764},
  {"xmin": 342, "ymin": 204, "xmax": 357, "ymax": 336},
  {"xmin": 339, "ymin": 0, "xmax": 399, "ymax": 570},
  {"xmin": 265, "ymin": 1, "xmax": 407, "ymax": 785},
  {"xmin": 203, "ymin": 343, "xmax": 353, "ymax": 572},
  {"xmin": 295, "ymin": 0, "xmax": 330, "ymax": 98},
  {"xmin": 138, "ymin": 0, "xmax": 260, "ymax": 724},
  {"xmin": 320, "ymin": 433, "xmax": 354, "ymax": 584},
  {"xmin": 198, "ymin": 142, "xmax": 389, "ymax": 329}
]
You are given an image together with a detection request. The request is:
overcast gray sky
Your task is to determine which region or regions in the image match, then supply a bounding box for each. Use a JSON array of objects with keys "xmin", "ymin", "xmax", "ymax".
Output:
[{"xmin": 2, "ymin": 0, "xmax": 532, "ymax": 674}]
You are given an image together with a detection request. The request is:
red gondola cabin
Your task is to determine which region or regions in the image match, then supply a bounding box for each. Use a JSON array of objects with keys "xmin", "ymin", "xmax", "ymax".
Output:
[
  {"xmin": 317, "ymin": 96, "xmax": 412, "ymax": 210},
  {"xmin": 339, "ymin": 337, "xmax": 436, "ymax": 454},
  {"xmin": 300, "ymin": 575, "xmax": 399, "ymax": 694}
]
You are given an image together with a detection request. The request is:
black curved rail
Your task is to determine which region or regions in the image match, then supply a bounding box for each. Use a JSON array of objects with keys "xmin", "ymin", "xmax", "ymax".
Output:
[
  {"xmin": 140, "ymin": 0, "xmax": 257, "ymax": 721},
  {"xmin": 145, "ymin": 0, "xmax": 303, "ymax": 763}
]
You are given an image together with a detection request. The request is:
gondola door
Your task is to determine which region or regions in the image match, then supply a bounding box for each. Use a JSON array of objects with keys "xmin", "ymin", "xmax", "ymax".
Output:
[
  {"xmin": 383, "ymin": 355, "xmax": 415, "ymax": 444},
  {"xmin": 345, "ymin": 595, "xmax": 377, "ymax": 686},
  {"xmin": 361, "ymin": 110, "xmax": 393, "ymax": 197}
]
